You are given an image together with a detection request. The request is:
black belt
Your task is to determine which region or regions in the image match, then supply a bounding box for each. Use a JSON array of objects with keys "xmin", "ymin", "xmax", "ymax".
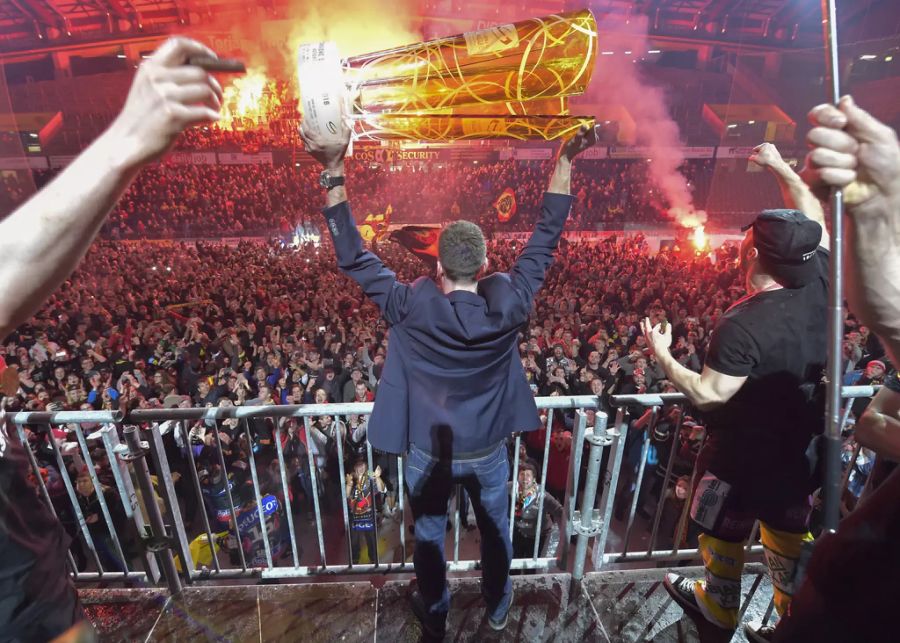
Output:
[{"xmin": 412, "ymin": 441, "xmax": 503, "ymax": 461}]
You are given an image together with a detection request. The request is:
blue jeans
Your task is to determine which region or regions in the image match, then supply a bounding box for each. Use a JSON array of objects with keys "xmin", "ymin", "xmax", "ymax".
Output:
[{"xmin": 405, "ymin": 442, "xmax": 513, "ymax": 629}]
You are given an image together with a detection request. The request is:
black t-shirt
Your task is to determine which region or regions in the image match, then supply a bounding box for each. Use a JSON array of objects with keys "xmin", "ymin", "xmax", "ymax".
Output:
[
  {"xmin": 1, "ymin": 419, "xmax": 78, "ymax": 638},
  {"xmin": 885, "ymin": 370, "xmax": 900, "ymax": 394},
  {"xmin": 700, "ymin": 248, "xmax": 829, "ymax": 491}
]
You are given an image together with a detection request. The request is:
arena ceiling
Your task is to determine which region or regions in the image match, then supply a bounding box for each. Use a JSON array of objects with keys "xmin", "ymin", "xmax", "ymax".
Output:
[{"xmin": 0, "ymin": 0, "xmax": 892, "ymax": 55}]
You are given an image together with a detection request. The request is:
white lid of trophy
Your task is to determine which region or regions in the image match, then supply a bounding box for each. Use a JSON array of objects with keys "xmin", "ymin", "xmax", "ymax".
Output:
[
  {"xmin": 296, "ymin": 9, "xmax": 598, "ymax": 143},
  {"xmin": 296, "ymin": 42, "xmax": 348, "ymax": 144}
]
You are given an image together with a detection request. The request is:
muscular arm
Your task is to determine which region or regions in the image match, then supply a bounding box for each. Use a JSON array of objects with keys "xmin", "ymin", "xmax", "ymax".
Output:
[
  {"xmin": 845, "ymin": 212, "xmax": 900, "ymax": 365},
  {"xmin": 856, "ymin": 384, "xmax": 900, "ymax": 461},
  {"xmin": 654, "ymin": 352, "xmax": 747, "ymax": 411},
  {"xmin": 752, "ymin": 143, "xmax": 829, "ymax": 249}
]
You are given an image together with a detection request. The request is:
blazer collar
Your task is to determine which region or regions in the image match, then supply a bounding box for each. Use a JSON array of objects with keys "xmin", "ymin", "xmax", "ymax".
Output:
[{"xmin": 447, "ymin": 290, "xmax": 484, "ymax": 305}]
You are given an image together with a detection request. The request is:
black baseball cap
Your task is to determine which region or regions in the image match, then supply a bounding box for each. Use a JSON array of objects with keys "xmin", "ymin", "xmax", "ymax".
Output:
[{"xmin": 742, "ymin": 209, "xmax": 822, "ymax": 288}]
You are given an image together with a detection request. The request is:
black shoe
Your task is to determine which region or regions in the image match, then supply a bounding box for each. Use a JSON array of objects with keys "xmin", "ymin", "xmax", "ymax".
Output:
[
  {"xmin": 744, "ymin": 621, "xmax": 776, "ymax": 643},
  {"xmin": 408, "ymin": 590, "xmax": 447, "ymax": 641},
  {"xmin": 663, "ymin": 574, "xmax": 732, "ymax": 632},
  {"xmin": 663, "ymin": 573, "xmax": 702, "ymax": 615}
]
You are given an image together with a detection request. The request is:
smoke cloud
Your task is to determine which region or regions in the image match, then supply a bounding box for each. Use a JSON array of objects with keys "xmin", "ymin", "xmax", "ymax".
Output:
[{"xmin": 582, "ymin": 12, "xmax": 707, "ymax": 228}]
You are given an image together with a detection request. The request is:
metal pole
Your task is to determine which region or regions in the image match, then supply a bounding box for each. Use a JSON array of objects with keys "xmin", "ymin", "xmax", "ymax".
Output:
[
  {"xmin": 397, "ymin": 453, "xmax": 407, "ymax": 565},
  {"xmin": 533, "ymin": 409, "xmax": 555, "ymax": 560},
  {"xmin": 122, "ymin": 426, "xmax": 182, "ymax": 594},
  {"xmin": 331, "ymin": 416, "xmax": 354, "ymax": 567},
  {"xmin": 820, "ymin": 0, "xmax": 845, "ymax": 534},
  {"xmin": 240, "ymin": 419, "xmax": 274, "ymax": 570},
  {"xmin": 209, "ymin": 421, "xmax": 247, "ymax": 572},
  {"xmin": 365, "ymin": 438, "xmax": 381, "ymax": 568},
  {"xmin": 592, "ymin": 409, "xmax": 627, "ymax": 568},
  {"xmin": 144, "ymin": 423, "xmax": 194, "ymax": 582},
  {"xmin": 572, "ymin": 412, "xmax": 610, "ymax": 581},
  {"xmin": 302, "ymin": 417, "xmax": 328, "ymax": 567},
  {"xmin": 180, "ymin": 421, "xmax": 221, "ymax": 574},
  {"xmin": 43, "ymin": 423, "xmax": 104, "ymax": 574},
  {"xmin": 559, "ymin": 409, "xmax": 589, "ymax": 570},
  {"xmin": 273, "ymin": 421, "xmax": 301, "ymax": 568},
  {"xmin": 452, "ymin": 484, "xmax": 462, "ymax": 564},
  {"xmin": 103, "ymin": 425, "xmax": 161, "ymax": 582},
  {"xmin": 508, "ymin": 434, "xmax": 521, "ymax": 541},
  {"xmin": 71, "ymin": 423, "xmax": 131, "ymax": 576}
]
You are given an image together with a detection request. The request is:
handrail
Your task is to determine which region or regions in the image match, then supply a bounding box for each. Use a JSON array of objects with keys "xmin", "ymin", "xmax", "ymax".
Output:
[
  {"xmin": 610, "ymin": 385, "xmax": 882, "ymax": 408},
  {"xmin": 12, "ymin": 395, "xmax": 599, "ymax": 425}
]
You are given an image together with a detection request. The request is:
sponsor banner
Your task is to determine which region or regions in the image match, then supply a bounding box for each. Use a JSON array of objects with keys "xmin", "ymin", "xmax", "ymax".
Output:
[
  {"xmin": 0, "ymin": 156, "xmax": 48, "ymax": 170},
  {"xmin": 580, "ymin": 146, "xmax": 609, "ymax": 160},
  {"xmin": 49, "ymin": 155, "xmax": 78, "ymax": 168},
  {"xmin": 609, "ymin": 146, "xmax": 653, "ymax": 159},
  {"xmin": 683, "ymin": 146, "xmax": 716, "ymax": 159},
  {"xmin": 513, "ymin": 148, "xmax": 554, "ymax": 160},
  {"xmin": 719, "ymin": 146, "xmax": 758, "ymax": 159},
  {"xmin": 608, "ymin": 146, "xmax": 715, "ymax": 159},
  {"xmin": 217, "ymin": 152, "xmax": 273, "ymax": 165},
  {"xmin": 165, "ymin": 151, "xmax": 217, "ymax": 165}
]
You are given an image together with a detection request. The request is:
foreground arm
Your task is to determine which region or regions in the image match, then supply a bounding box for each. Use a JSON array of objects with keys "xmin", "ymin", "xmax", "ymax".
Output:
[
  {"xmin": 642, "ymin": 318, "xmax": 747, "ymax": 411},
  {"xmin": 301, "ymin": 121, "xmax": 409, "ymax": 325},
  {"xmin": 856, "ymin": 383, "xmax": 900, "ymax": 461},
  {"xmin": 751, "ymin": 142, "xmax": 829, "ymax": 248},
  {"xmin": 804, "ymin": 96, "xmax": 900, "ymax": 365},
  {"xmin": 0, "ymin": 37, "xmax": 222, "ymax": 339}
]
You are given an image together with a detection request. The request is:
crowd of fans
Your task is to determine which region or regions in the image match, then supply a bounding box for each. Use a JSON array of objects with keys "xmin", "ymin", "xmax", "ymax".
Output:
[
  {"xmin": 5, "ymin": 228, "xmax": 889, "ymax": 570},
  {"xmin": 0, "ymin": 158, "xmax": 742, "ymax": 239}
]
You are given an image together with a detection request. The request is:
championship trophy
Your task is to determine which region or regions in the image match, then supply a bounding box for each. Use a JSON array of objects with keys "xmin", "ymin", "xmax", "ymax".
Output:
[{"xmin": 297, "ymin": 9, "xmax": 598, "ymax": 143}]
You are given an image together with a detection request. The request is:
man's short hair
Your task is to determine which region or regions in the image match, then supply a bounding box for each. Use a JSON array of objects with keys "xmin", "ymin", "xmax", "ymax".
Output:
[{"xmin": 438, "ymin": 221, "xmax": 486, "ymax": 283}]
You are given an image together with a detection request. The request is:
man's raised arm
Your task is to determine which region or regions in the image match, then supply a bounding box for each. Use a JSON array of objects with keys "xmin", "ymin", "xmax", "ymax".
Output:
[
  {"xmin": 510, "ymin": 124, "xmax": 599, "ymax": 309},
  {"xmin": 750, "ymin": 142, "xmax": 829, "ymax": 249},
  {"xmin": 300, "ymin": 119, "xmax": 410, "ymax": 326},
  {"xmin": 0, "ymin": 37, "xmax": 223, "ymax": 339}
]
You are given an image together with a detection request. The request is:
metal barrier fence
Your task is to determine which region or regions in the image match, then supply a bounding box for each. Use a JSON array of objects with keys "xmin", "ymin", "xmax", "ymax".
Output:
[
  {"xmin": 10, "ymin": 395, "xmax": 604, "ymax": 591},
  {"xmin": 9, "ymin": 386, "xmax": 878, "ymax": 593},
  {"xmin": 593, "ymin": 386, "xmax": 881, "ymax": 569}
]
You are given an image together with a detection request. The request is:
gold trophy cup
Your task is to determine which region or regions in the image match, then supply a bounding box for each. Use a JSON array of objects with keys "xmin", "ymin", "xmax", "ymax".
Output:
[{"xmin": 297, "ymin": 9, "xmax": 598, "ymax": 142}]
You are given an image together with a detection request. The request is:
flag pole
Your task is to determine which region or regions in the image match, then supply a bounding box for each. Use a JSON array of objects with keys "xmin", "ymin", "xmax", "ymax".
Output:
[{"xmin": 820, "ymin": 0, "xmax": 845, "ymax": 534}]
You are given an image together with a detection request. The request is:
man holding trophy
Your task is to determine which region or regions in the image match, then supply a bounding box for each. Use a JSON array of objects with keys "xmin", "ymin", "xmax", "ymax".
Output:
[{"xmin": 301, "ymin": 111, "xmax": 598, "ymax": 637}]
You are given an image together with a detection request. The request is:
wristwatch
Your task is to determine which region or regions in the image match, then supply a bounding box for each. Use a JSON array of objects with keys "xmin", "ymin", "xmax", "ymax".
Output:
[{"xmin": 319, "ymin": 170, "xmax": 345, "ymax": 191}]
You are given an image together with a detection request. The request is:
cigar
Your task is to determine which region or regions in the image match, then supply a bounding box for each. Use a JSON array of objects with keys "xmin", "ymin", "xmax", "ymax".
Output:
[{"xmin": 187, "ymin": 56, "xmax": 246, "ymax": 73}]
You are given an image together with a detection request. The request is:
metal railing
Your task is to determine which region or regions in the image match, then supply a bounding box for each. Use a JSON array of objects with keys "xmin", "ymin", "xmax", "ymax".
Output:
[
  {"xmin": 592, "ymin": 386, "xmax": 881, "ymax": 569},
  {"xmin": 10, "ymin": 386, "xmax": 879, "ymax": 593},
  {"xmin": 10, "ymin": 395, "xmax": 603, "ymax": 592}
]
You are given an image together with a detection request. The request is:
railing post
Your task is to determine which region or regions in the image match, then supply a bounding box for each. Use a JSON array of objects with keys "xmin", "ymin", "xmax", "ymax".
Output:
[
  {"xmin": 122, "ymin": 426, "xmax": 182, "ymax": 595},
  {"xmin": 592, "ymin": 408, "xmax": 627, "ymax": 570},
  {"xmin": 144, "ymin": 422, "xmax": 194, "ymax": 583},
  {"xmin": 558, "ymin": 409, "xmax": 588, "ymax": 571},
  {"xmin": 103, "ymin": 425, "xmax": 161, "ymax": 582},
  {"xmin": 572, "ymin": 411, "xmax": 610, "ymax": 582}
]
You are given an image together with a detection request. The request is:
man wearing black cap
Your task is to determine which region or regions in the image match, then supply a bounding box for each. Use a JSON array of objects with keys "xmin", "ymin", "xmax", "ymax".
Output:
[{"xmin": 642, "ymin": 143, "xmax": 829, "ymax": 642}]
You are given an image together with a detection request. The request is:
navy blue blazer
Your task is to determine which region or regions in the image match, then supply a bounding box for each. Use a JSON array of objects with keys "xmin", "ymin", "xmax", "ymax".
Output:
[{"xmin": 323, "ymin": 192, "xmax": 574, "ymax": 456}]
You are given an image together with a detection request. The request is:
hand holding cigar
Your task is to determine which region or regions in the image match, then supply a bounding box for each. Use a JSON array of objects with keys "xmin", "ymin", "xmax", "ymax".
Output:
[{"xmin": 187, "ymin": 56, "xmax": 247, "ymax": 74}]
